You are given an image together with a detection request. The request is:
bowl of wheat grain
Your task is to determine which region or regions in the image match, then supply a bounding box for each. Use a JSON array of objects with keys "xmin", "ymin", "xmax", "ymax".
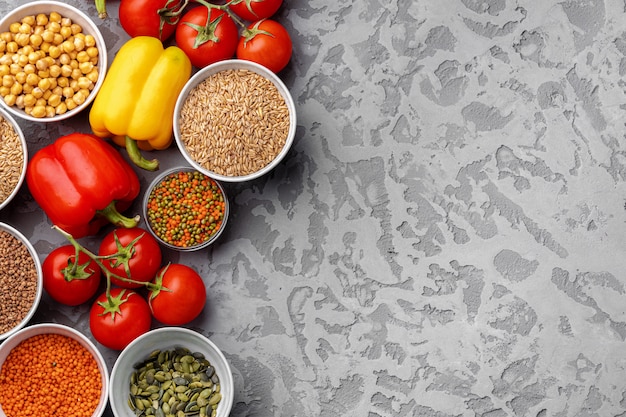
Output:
[
  {"xmin": 0, "ymin": 107, "xmax": 26, "ymax": 210},
  {"xmin": 173, "ymin": 59, "xmax": 296, "ymax": 183}
]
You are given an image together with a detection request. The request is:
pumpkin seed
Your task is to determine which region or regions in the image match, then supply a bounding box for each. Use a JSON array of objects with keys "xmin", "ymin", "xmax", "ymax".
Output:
[{"xmin": 128, "ymin": 346, "xmax": 222, "ymax": 416}]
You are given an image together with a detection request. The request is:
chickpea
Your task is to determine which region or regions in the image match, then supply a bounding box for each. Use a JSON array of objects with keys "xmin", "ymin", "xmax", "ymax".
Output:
[
  {"xmin": 85, "ymin": 70, "xmax": 98, "ymax": 84},
  {"xmin": 30, "ymin": 33, "xmax": 43, "ymax": 48},
  {"xmin": 15, "ymin": 72, "xmax": 27, "ymax": 84},
  {"xmin": 70, "ymin": 23, "xmax": 82, "ymax": 35},
  {"xmin": 31, "ymin": 87, "xmax": 44, "ymax": 99},
  {"xmin": 21, "ymin": 15, "xmax": 36, "ymax": 27},
  {"xmin": 78, "ymin": 61, "xmax": 93, "ymax": 75},
  {"xmin": 62, "ymin": 86, "xmax": 73, "ymax": 98},
  {"xmin": 8, "ymin": 23, "xmax": 20, "ymax": 34},
  {"xmin": 26, "ymin": 73, "xmax": 40, "ymax": 86},
  {"xmin": 23, "ymin": 93, "xmax": 36, "ymax": 107},
  {"xmin": 0, "ymin": 12, "xmax": 98, "ymax": 117},
  {"xmin": 18, "ymin": 23, "xmax": 32, "ymax": 35},
  {"xmin": 55, "ymin": 102, "xmax": 67, "ymax": 114},
  {"xmin": 60, "ymin": 64, "xmax": 72, "ymax": 78},
  {"xmin": 41, "ymin": 30, "xmax": 54, "ymax": 43},
  {"xmin": 60, "ymin": 26, "xmax": 73, "ymax": 40},
  {"xmin": 30, "ymin": 105, "xmax": 46, "ymax": 118},
  {"xmin": 47, "ymin": 21, "xmax": 61, "ymax": 33},
  {"xmin": 36, "ymin": 14, "xmax": 48, "ymax": 26},
  {"xmin": 47, "ymin": 93, "xmax": 61, "ymax": 107},
  {"xmin": 3, "ymin": 94, "xmax": 16, "ymax": 106},
  {"xmin": 57, "ymin": 76, "xmax": 69, "ymax": 88},
  {"xmin": 10, "ymin": 82, "xmax": 22, "ymax": 96},
  {"xmin": 66, "ymin": 97, "xmax": 78, "ymax": 110},
  {"xmin": 23, "ymin": 64, "xmax": 35, "ymax": 75},
  {"xmin": 49, "ymin": 64, "xmax": 61, "ymax": 78},
  {"xmin": 2, "ymin": 74, "xmax": 14, "ymax": 87}
]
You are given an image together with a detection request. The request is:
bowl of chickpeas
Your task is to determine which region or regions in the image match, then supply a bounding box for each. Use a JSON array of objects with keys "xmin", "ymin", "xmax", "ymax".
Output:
[{"xmin": 0, "ymin": 1, "xmax": 107, "ymax": 122}]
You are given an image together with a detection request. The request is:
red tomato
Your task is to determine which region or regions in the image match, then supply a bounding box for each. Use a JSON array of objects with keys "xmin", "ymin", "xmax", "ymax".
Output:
[
  {"xmin": 42, "ymin": 245, "xmax": 101, "ymax": 306},
  {"xmin": 98, "ymin": 227, "xmax": 162, "ymax": 289},
  {"xmin": 236, "ymin": 19, "xmax": 292, "ymax": 73},
  {"xmin": 148, "ymin": 263, "xmax": 206, "ymax": 325},
  {"xmin": 119, "ymin": 0, "xmax": 183, "ymax": 41},
  {"xmin": 89, "ymin": 288, "xmax": 152, "ymax": 350},
  {"xmin": 175, "ymin": 6, "xmax": 239, "ymax": 68},
  {"xmin": 229, "ymin": 0, "xmax": 283, "ymax": 21}
]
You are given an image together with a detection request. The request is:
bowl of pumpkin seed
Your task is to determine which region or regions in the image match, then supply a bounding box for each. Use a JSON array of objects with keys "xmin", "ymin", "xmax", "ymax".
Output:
[{"xmin": 108, "ymin": 326, "xmax": 233, "ymax": 417}]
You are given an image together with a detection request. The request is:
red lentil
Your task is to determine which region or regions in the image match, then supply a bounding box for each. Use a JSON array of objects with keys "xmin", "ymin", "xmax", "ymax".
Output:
[
  {"xmin": 0, "ymin": 333, "xmax": 102, "ymax": 417},
  {"xmin": 146, "ymin": 170, "xmax": 226, "ymax": 248}
]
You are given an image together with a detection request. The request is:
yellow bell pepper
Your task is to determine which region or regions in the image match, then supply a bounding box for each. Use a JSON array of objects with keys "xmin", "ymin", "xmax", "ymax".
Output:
[{"xmin": 89, "ymin": 36, "xmax": 192, "ymax": 170}]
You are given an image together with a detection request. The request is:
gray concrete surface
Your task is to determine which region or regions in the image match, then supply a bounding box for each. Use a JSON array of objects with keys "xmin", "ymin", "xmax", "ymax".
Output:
[{"xmin": 2, "ymin": 0, "xmax": 626, "ymax": 415}]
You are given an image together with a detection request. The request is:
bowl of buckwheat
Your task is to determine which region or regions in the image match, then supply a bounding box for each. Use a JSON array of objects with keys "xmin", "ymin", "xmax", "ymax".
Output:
[
  {"xmin": 0, "ymin": 222, "xmax": 43, "ymax": 342},
  {"xmin": 0, "ymin": 1, "xmax": 107, "ymax": 122},
  {"xmin": 173, "ymin": 59, "xmax": 297, "ymax": 183}
]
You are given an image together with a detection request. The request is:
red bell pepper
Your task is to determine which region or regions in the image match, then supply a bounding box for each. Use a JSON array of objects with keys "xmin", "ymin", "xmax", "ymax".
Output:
[{"xmin": 26, "ymin": 133, "xmax": 141, "ymax": 238}]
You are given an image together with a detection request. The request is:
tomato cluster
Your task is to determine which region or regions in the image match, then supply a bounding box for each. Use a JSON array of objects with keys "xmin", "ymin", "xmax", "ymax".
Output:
[
  {"xmin": 42, "ymin": 227, "xmax": 207, "ymax": 350},
  {"xmin": 118, "ymin": 0, "xmax": 292, "ymax": 73}
]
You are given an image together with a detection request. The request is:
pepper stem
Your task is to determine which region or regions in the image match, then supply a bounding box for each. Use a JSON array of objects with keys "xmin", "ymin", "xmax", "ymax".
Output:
[
  {"xmin": 125, "ymin": 136, "xmax": 159, "ymax": 171},
  {"xmin": 96, "ymin": 201, "xmax": 140, "ymax": 229},
  {"xmin": 95, "ymin": 0, "xmax": 107, "ymax": 18}
]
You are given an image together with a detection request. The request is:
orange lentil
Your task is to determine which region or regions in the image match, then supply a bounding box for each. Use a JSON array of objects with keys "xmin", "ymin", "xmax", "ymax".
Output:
[
  {"xmin": 0, "ymin": 333, "xmax": 102, "ymax": 417},
  {"xmin": 146, "ymin": 170, "xmax": 226, "ymax": 248}
]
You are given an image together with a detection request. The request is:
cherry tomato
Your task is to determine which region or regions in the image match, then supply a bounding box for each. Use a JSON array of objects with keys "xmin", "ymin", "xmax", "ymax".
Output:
[
  {"xmin": 42, "ymin": 245, "xmax": 101, "ymax": 306},
  {"xmin": 236, "ymin": 19, "xmax": 292, "ymax": 73},
  {"xmin": 229, "ymin": 0, "xmax": 283, "ymax": 21},
  {"xmin": 148, "ymin": 263, "xmax": 206, "ymax": 325},
  {"xmin": 98, "ymin": 227, "xmax": 162, "ymax": 289},
  {"xmin": 175, "ymin": 6, "xmax": 239, "ymax": 68},
  {"xmin": 89, "ymin": 288, "xmax": 152, "ymax": 350},
  {"xmin": 119, "ymin": 0, "xmax": 183, "ymax": 41}
]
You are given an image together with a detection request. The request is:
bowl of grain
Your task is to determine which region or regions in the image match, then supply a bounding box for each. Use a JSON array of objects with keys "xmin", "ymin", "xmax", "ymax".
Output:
[
  {"xmin": 0, "ymin": 1, "xmax": 107, "ymax": 122},
  {"xmin": 143, "ymin": 166, "xmax": 229, "ymax": 251},
  {"xmin": 0, "ymin": 108, "xmax": 27, "ymax": 210},
  {"xmin": 0, "ymin": 323, "xmax": 109, "ymax": 417},
  {"xmin": 109, "ymin": 327, "xmax": 234, "ymax": 417},
  {"xmin": 0, "ymin": 222, "xmax": 43, "ymax": 342},
  {"xmin": 174, "ymin": 59, "xmax": 296, "ymax": 182}
]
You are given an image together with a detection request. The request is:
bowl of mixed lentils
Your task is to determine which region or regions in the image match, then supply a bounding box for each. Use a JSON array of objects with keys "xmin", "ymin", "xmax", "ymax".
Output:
[
  {"xmin": 0, "ymin": 107, "xmax": 27, "ymax": 210},
  {"xmin": 173, "ymin": 59, "xmax": 297, "ymax": 182},
  {"xmin": 0, "ymin": 222, "xmax": 43, "ymax": 342}
]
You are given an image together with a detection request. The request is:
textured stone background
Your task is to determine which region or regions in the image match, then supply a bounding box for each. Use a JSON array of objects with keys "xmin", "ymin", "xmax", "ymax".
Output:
[{"xmin": 2, "ymin": 0, "xmax": 626, "ymax": 416}]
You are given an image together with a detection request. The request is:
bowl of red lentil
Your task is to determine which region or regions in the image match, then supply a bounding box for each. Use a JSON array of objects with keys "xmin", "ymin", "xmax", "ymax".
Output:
[
  {"xmin": 0, "ymin": 1, "xmax": 107, "ymax": 123},
  {"xmin": 0, "ymin": 108, "xmax": 27, "ymax": 210},
  {"xmin": 173, "ymin": 59, "xmax": 297, "ymax": 182},
  {"xmin": 0, "ymin": 323, "xmax": 109, "ymax": 417},
  {"xmin": 143, "ymin": 166, "xmax": 229, "ymax": 251},
  {"xmin": 0, "ymin": 222, "xmax": 43, "ymax": 342},
  {"xmin": 109, "ymin": 326, "xmax": 233, "ymax": 417}
]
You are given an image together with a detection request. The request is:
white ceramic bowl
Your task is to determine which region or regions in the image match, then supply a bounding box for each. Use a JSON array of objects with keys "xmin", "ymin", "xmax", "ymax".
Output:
[
  {"xmin": 0, "ymin": 323, "xmax": 110, "ymax": 417},
  {"xmin": 0, "ymin": 222, "xmax": 43, "ymax": 341},
  {"xmin": 109, "ymin": 327, "xmax": 234, "ymax": 417},
  {"xmin": 0, "ymin": 1, "xmax": 108, "ymax": 123},
  {"xmin": 0, "ymin": 108, "xmax": 27, "ymax": 210},
  {"xmin": 174, "ymin": 59, "xmax": 297, "ymax": 182},
  {"xmin": 142, "ymin": 166, "xmax": 229, "ymax": 251}
]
